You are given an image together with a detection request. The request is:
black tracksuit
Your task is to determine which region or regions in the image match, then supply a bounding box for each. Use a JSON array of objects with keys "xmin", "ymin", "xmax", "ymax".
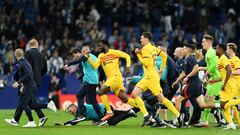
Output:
[
  {"xmin": 25, "ymin": 48, "xmax": 47, "ymax": 87},
  {"xmin": 25, "ymin": 48, "xmax": 48, "ymax": 118}
]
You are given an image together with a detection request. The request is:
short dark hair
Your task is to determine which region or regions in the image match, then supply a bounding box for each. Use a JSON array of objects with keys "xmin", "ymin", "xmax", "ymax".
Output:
[
  {"xmin": 203, "ymin": 35, "xmax": 214, "ymax": 42},
  {"xmin": 83, "ymin": 42, "xmax": 90, "ymax": 47},
  {"xmin": 217, "ymin": 43, "xmax": 226, "ymax": 51},
  {"xmin": 71, "ymin": 47, "xmax": 81, "ymax": 54},
  {"xmin": 184, "ymin": 43, "xmax": 196, "ymax": 50},
  {"xmin": 99, "ymin": 39, "xmax": 110, "ymax": 47},
  {"xmin": 227, "ymin": 43, "xmax": 237, "ymax": 53},
  {"xmin": 142, "ymin": 32, "xmax": 153, "ymax": 41}
]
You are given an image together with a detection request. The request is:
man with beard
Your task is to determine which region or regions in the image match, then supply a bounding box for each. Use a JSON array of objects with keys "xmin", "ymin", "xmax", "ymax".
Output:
[{"xmin": 86, "ymin": 40, "xmax": 137, "ymax": 126}]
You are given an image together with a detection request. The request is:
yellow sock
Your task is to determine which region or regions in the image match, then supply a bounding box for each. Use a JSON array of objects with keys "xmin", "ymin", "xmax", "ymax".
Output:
[
  {"xmin": 223, "ymin": 107, "xmax": 233, "ymax": 124},
  {"xmin": 127, "ymin": 98, "xmax": 138, "ymax": 108},
  {"xmin": 100, "ymin": 94, "xmax": 112, "ymax": 113},
  {"xmin": 224, "ymin": 99, "xmax": 240, "ymax": 109},
  {"xmin": 232, "ymin": 106, "xmax": 240, "ymax": 124},
  {"xmin": 134, "ymin": 97, "xmax": 148, "ymax": 116},
  {"xmin": 162, "ymin": 98, "xmax": 180, "ymax": 117}
]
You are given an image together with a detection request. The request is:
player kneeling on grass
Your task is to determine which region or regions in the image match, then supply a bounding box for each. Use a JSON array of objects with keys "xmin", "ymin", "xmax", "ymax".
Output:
[{"xmin": 61, "ymin": 104, "xmax": 137, "ymax": 126}]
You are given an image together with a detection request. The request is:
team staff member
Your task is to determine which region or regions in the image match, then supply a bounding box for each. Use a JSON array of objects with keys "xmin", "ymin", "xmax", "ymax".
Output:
[
  {"xmin": 64, "ymin": 104, "xmax": 136, "ymax": 126},
  {"xmin": 173, "ymin": 44, "xmax": 220, "ymax": 127},
  {"xmin": 25, "ymin": 39, "xmax": 56, "ymax": 127},
  {"xmin": 5, "ymin": 49, "xmax": 37, "ymax": 127},
  {"xmin": 64, "ymin": 46, "xmax": 103, "ymax": 123}
]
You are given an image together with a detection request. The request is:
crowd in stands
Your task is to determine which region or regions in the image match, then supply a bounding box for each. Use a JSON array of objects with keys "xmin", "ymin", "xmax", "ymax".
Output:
[{"xmin": 0, "ymin": 0, "xmax": 240, "ymax": 84}]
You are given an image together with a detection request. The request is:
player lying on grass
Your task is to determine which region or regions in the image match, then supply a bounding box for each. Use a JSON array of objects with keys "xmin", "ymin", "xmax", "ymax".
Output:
[{"xmin": 63, "ymin": 103, "xmax": 137, "ymax": 126}]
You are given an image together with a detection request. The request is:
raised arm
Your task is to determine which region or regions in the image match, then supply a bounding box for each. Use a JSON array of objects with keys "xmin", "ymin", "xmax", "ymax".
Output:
[
  {"xmin": 67, "ymin": 55, "xmax": 88, "ymax": 67},
  {"xmin": 87, "ymin": 54, "xmax": 101, "ymax": 69},
  {"xmin": 113, "ymin": 50, "xmax": 131, "ymax": 67},
  {"xmin": 136, "ymin": 48, "xmax": 150, "ymax": 67}
]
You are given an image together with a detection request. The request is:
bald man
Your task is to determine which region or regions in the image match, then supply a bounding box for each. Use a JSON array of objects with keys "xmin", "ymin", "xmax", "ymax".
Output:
[
  {"xmin": 25, "ymin": 39, "xmax": 47, "ymax": 87},
  {"xmin": 64, "ymin": 45, "xmax": 104, "ymax": 124},
  {"xmin": 24, "ymin": 39, "xmax": 56, "ymax": 127},
  {"xmin": 173, "ymin": 47, "xmax": 184, "ymax": 74}
]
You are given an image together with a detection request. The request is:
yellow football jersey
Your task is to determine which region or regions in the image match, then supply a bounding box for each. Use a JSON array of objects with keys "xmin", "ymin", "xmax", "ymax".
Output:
[
  {"xmin": 229, "ymin": 56, "xmax": 240, "ymax": 81},
  {"xmin": 218, "ymin": 54, "xmax": 235, "ymax": 84},
  {"xmin": 137, "ymin": 44, "xmax": 167, "ymax": 79},
  {"xmin": 88, "ymin": 49, "xmax": 131, "ymax": 79},
  {"xmin": 218, "ymin": 55, "xmax": 230, "ymax": 80}
]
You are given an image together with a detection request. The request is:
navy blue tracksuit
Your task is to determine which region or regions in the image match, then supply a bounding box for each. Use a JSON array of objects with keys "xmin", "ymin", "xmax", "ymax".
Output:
[{"xmin": 13, "ymin": 58, "xmax": 36, "ymax": 122}]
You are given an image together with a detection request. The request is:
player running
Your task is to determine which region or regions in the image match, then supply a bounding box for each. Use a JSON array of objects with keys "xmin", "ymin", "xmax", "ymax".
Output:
[
  {"xmin": 86, "ymin": 40, "xmax": 138, "ymax": 126},
  {"xmin": 197, "ymin": 35, "xmax": 222, "ymax": 127},
  {"xmin": 173, "ymin": 43, "xmax": 220, "ymax": 127},
  {"xmin": 223, "ymin": 43, "xmax": 240, "ymax": 127},
  {"xmin": 216, "ymin": 43, "xmax": 236, "ymax": 130},
  {"xmin": 131, "ymin": 32, "xmax": 180, "ymax": 127}
]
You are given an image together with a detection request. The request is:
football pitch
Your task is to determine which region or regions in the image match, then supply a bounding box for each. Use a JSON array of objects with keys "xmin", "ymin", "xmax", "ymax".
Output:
[{"xmin": 0, "ymin": 110, "xmax": 239, "ymax": 135}]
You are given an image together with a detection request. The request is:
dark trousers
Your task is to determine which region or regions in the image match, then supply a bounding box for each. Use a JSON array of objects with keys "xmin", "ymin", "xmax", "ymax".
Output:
[
  {"xmin": 108, "ymin": 107, "xmax": 135, "ymax": 126},
  {"xmin": 24, "ymin": 89, "xmax": 46, "ymax": 119},
  {"xmin": 189, "ymin": 98, "xmax": 202, "ymax": 125},
  {"xmin": 180, "ymin": 99, "xmax": 190, "ymax": 122},
  {"xmin": 76, "ymin": 83, "xmax": 103, "ymax": 119},
  {"xmin": 14, "ymin": 87, "xmax": 35, "ymax": 122}
]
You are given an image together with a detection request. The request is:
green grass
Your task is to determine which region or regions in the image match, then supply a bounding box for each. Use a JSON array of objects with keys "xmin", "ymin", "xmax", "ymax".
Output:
[{"xmin": 0, "ymin": 110, "xmax": 239, "ymax": 135}]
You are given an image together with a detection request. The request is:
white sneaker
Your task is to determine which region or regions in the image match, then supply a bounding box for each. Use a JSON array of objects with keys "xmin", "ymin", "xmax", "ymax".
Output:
[
  {"xmin": 23, "ymin": 121, "xmax": 37, "ymax": 128},
  {"xmin": 5, "ymin": 118, "xmax": 18, "ymax": 126},
  {"xmin": 97, "ymin": 120, "xmax": 108, "ymax": 127},
  {"xmin": 39, "ymin": 117, "xmax": 48, "ymax": 127},
  {"xmin": 194, "ymin": 121, "xmax": 209, "ymax": 127},
  {"xmin": 223, "ymin": 124, "xmax": 236, "ymax": 130},
  {"xmin": 47, "ymin": 100, "xmax": 57, "ymax": 113}
]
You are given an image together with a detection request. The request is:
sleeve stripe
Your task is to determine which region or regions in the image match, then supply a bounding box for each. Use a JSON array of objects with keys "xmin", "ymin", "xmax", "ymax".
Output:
[{"xmin": 157, "ymin": 50, "xmax": 162, "ymax": 56}]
